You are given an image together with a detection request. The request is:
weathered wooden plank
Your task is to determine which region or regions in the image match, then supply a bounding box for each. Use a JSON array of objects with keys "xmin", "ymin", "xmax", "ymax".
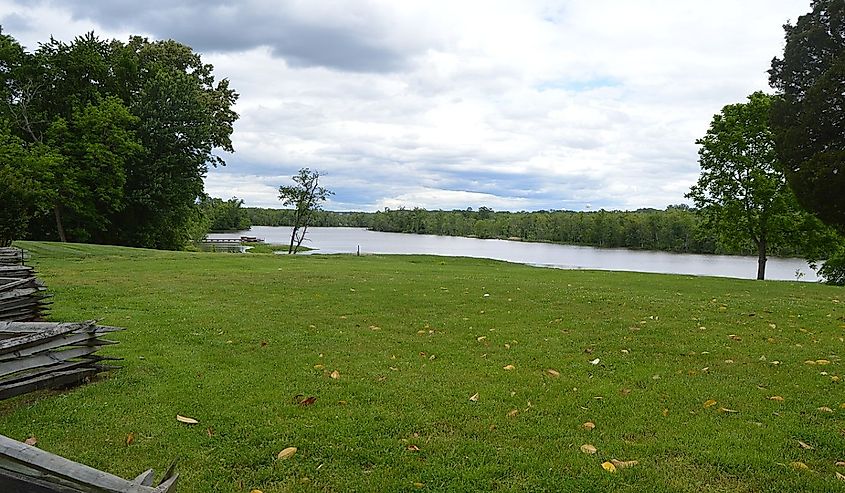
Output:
[
  {"xmin": 0, "ymin": 346, "xmax": 101, "ymax": 378},
  {"xmin": 0, "ymin": 467, "xmax": 86, "ymax": 492},
  {"xmin": 0, "ymin": 323, "xmax": 90, "ymax": 355},
  {"xmin": 0, "ymin": 435, "xmax": 158, "ymax": 493},
  {"xmin": 0, "ymin": 322, "xmax": 123, "ymax": 335},
  {"xmin": 0, "ymin": 359, "xmax": 103, "ymax": 386},
  {"xmin": 0, "ymin": 332, "xmax": 108, "ymax": 362},
  {"xmin": 0, "ymin": 368, "xmax": 98, "ymax": 400}
]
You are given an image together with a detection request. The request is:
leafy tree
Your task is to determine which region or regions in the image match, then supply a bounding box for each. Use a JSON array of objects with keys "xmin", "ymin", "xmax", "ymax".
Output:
[
  {"xmin": 278, "ymin": 168, "xmax": 333, "ymax": 254},
  {"xmin": 0, "ymin": 30, "xmax": 238, "ymax": 249},
  {"xmin": 686, "ymin": 92, "xmax": 807, "ymax": 280},
  {"xmin": 199, "ymin": 196, "xmax": 251, "ymax": 232},
  {"xmin": 769, "ymin": 0, "xmax": 845, "ymax": 234}
]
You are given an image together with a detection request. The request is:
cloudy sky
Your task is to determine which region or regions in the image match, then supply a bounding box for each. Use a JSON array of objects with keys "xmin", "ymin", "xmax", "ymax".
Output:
[{"xmin": 1, "ymin": 0, "xmax": 810, "ymax": 211}]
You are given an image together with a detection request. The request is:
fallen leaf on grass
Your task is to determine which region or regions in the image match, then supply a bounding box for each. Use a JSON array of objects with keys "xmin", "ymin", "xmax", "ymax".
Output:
[
  {"xmin": 662, "ymin": 409, "xmax": 669, "ymax": 417},
  {"xmin": 503, "ymin": 364, "xmax": 515, "ymax": 371},
  {"xmin": 580, "ymin": 444, "xmax": 597, "ymax": 455},
  {"xmin": 469, "ymin": 392, "xmax": 479, "ymax": 402},
  {"xmin": 507, "ymin": 409, "xmax": 519, "ymax": 418},
  {"xmin": 769, "ymin": 396, "xmax": 785, "ymax": 402},
  {"xmin": 330, "ymin": 370, "xmax": 341, "ymax": 380},
  {"xmin": 477, "ymin": 336, "xmax": 487, "ymax": 342},
  {"xmin": 817, "ymin": 360, "xmax": 831, "ymax": 365},
  {"xmin": 837, "ymin": 472, "xmax": 845, "ymax": 481},
  {"xmin": 601, "ymin": 461, "xmax": 617, "ymax": 473},
  {"xmin": 407, "ymin": 445, "xmax": 420, "ymax": 452},
  {"xmin": 413, "ymin": 483, "xmax": 425, "ymax": 488},
  {"xmin": 719, "ymin": 407, "xmax": 738, "ymax": 413},
  {"xmin": 313, "ymin": 364, "xmax": 324, "ymax": 370},
  {"xmin": 125, "ymin": 433, "xmax": 134, "ymax": 446},
  {"xmin": 24, "ymin": 436, "xmax": 37, "ymax": 446},
  {"xmin": 818, "ymin": 406, "xmax": 834, "ymax": 413},
  {"xmin": 176, "ymin": 415, "xmax": 198, "ymax": 425},
  {"xmin": 610, "ymin": 459, "xmax": 639, "ymax": 470},
  {"xmin": 545, "ymin": 369, "xmax": 560, "ymax": 377},
  {"xmin": 703, "ymin": 399, "xmax": 717, "ymax": 408},
  {"xmin": 250, "ymin": 490, "xmax": 263, "ymax": 493},
  {"xmin": 277, "ymin": 447, "xmax": 297, "ymax": 460},
  {"xmin": 582, "ymin": 421, "xmax": 595, "ymax": 430},
  {"xmin": 298, "ymin": 396, "xmax": 317, "ymax": 406},
  {"xmin": 791, "ymin": 461, "xmax": 810, "ymax": 471},
  {"xmin": 798, "ymin": 440, "xmax": 814, "ymax": 450},
  {"xmin": 589, "ymin": 358, "xmax": 600, "ymax": 365}
]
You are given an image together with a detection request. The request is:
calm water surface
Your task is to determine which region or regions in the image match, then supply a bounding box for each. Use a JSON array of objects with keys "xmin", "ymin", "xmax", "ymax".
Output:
[{"xmin": 210, "ymin": 226, "xmax": 818, "ymax": 282}]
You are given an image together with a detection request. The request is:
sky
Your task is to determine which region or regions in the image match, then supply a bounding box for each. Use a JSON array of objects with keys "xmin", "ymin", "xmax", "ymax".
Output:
[{"xmin": 0, "ymin": 0, "xmax": 812, "ymax": 211}]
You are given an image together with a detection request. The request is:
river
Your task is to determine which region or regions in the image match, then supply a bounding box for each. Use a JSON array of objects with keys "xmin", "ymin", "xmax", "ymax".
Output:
[{"xmin": 209, "ymin": 226, "xmax": 819, "ymax": 282}]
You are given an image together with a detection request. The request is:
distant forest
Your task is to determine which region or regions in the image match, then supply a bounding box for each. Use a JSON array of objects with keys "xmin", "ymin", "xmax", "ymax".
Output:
[{"xmin": 243, "ymin": 206, "xmax": 814, "ymax": 257}]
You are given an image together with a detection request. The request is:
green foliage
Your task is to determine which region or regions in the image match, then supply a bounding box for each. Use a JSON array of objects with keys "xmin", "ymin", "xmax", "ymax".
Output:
[
  {"xmin": 4, "ymin": 242, "xmax": 845, "ymax": 492},
  {"xmin": 686, "ymin": 92, "xmax": 815, "ymax": 280},
  {"xmin": 278, "ymin": 168, "xmax": 333, "ymax": 253},
  {"xmin": 769, "ymin": 0, "xmax": 845, "ymax": 234},
  {"xmin": 0, "ymin": 30, "xmax": 238, "ymax": 249},
  {"xmin": 0, "ymin": 126, "xmax": 61, "ymax": 245},
  {"xmin": 198, "ymin": 196, "xmax": 252, "ymax": 232}
]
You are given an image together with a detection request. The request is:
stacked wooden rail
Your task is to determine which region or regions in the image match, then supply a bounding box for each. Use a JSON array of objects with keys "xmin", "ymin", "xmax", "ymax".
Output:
[
  {"xmin": 0, "ymin": 247, "xmax": 51, "ymax": 322},
  {"xmin": 0, "ymin": 321, "xmax": 122, "ymax": 400},
  {"xmin": 0, "ymin": 434, "xmax": 178, "ymax": 492}
]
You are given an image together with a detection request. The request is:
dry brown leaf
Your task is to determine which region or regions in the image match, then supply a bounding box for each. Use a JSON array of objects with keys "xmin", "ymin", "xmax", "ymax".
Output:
[
  {"xmin": 277, "ymin": 447, "xmax": 297, "ymax": 460},
  {"xmin": 507, "ymin": 409, "xmax": 519, "ymax": 418},
  {"xmin": 836, "ymin": 461, "xmax": 845, "ymax": 467},
  {"xmin": 837, "ymin": 472, "xmax": 845, "ymax": 481},
  {"xmin": 545, "ymin": 369, "xmax": 560, "ymax": 378},
  {"xmin": 299, "ymin": 396, "xmax": 317, "ymax": 406},
  {"xmin": 407, "ymin": 444, "xmax": 420, "ymax": 452},
  {"xmin": 769, "ymin": 396, "xmax": 785, "ymax": 402},
  {"xmin": 818, "ymin": 406, "xmax": 834, "ymax": 413},
  {"xmin": 176, "ymin": 415, "xmax": 198, "ymax": 425},
  {"xmin": 601, "ymin": 461, "xmax": 617, "ymax": 473},
  {"xmin": 503, "ymin": 364, "xmax": 515, "ymax": 371},
  {"xmin": 580, "ymin": 444, "xmax": 597, "ymax": 455},
  {"xmin": 330, "ymin": 370, "xmax": 340, "ymax": 380},
  {"xmin": 703, "ymin": 399, "xmax": 717, "ymax": 408},
  {"xmin": 719, "ymin": 407, "xmax": 738, "ymax": 413},
  {"xmin": 610, "ymin": 459, "xmax": 639, "ymax": 470},
  {"xmin": 477, "ymin": 336, "xmax": 486, "ymax": 342},
  {"xmin": 250, "ymin": 490, "xmax": 263, "ymax": 493},
  {"xmin": 798, "ymin": 440, "xmax": 814, "ymax": 450},
  {"xmin": 817, "ymin": 359, "xmax": 831, "ymax": 365},
  {"xmin": 582, "ymin": 421, "xmax": 596, "ymax": 430},
  {"xmin": 791, "ymin": 461, "xmax": 810, "ymax": 471},
  {"xmin": 313, "ymin": 364, "xmax": 324, "ymax": 370},
  {"xmin": 125, "ymin": 433, "xmax": 134, "ymax": 446},
  {"xmin": 24, "ymin": 436, "xmax": 37, "ymax": 446},
  {"xmin": 469, "ymin": 392, "xmax": 479, "ymax": 402}
]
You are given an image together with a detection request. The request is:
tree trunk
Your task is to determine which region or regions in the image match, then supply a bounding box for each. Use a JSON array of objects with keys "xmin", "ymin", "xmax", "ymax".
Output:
[
  {"xmin": 53, "ymin": 204, "xmax": 67, "ymax": 243},
  {"xmin": 288, "ymin": 226, "xmax": 298, "ymax": 254},
  {"xmin": 756, "ymin": 237, "xmax": 767, "ymax": 280}
]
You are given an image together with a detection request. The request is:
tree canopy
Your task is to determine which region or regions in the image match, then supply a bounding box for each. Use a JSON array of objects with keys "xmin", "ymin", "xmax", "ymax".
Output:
[
  {"xmin": 769, "ymin": 0, "xmax": 845, "ymax": 234},
  {"xmin": 0, "ymin": 29, "xmax": 238, "ymax": 249},
  {"xmin": 686, "ymin": 92, "xmax": 813, "ymax": 280}
]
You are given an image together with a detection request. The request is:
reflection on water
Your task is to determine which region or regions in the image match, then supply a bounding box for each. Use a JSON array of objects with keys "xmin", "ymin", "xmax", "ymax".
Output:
[{"xmin": 209, "ymin": 226, "xmax": 818, "ymax": 282}]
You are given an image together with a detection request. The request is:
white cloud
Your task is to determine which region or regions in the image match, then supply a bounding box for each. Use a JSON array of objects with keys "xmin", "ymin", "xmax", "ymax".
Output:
[{"xmin": 2, "ymin": 0, "xmax": 812, "ymax": 211}]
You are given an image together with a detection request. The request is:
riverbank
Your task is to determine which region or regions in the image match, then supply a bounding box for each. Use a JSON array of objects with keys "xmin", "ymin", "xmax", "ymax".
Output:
[
  {"xmin": 2, "ymin": 242, "xmax": 843, "ymax": 492},
  {"xmin": 210, "ymin": 226, "xmax": 818, "ymax": 281}
]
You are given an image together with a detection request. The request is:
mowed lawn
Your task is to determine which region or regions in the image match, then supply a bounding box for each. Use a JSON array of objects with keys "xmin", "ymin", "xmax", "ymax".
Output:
[{"xmin": 1, "ymin": 242, "xmax": 844, "ymax": 492}]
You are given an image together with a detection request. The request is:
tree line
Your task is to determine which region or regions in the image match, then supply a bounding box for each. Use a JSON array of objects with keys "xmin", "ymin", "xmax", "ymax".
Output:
[{"xmin": 0, "ymin": 30, "xmax": 238, "ymax": 249}]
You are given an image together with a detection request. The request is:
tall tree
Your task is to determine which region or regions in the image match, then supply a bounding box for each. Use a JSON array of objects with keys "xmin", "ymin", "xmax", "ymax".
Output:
[
  {"xmin": 769, "ymin": 0, "xmax": 845, "ymax": 234},
  {"xmin": 278, "ymin": 168, "xmax": 333, "ymax": 254},
  {"xmin": 686, "ymin": 92, "xmax": 806, "ymax": 280},
  {"xmin": 0, "ymin": 31, "xmax": 239, "ymax": 249}
]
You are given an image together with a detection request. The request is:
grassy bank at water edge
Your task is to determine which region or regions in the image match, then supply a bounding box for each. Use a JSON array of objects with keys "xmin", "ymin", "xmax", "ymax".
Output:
[{"xmin": 1, "ymin": 241, "xmax": 844, "ymax": 492}]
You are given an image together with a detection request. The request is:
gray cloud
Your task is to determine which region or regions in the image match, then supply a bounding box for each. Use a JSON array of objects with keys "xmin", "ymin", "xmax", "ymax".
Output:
[{"xmin": 43, "ymin": 0, "xmax": 415, "ymax": 72}]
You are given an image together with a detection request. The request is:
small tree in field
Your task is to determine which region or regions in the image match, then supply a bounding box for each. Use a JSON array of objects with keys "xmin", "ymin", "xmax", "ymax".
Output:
[
  {"xmin": 278, "ymin": 168, "xmax": 332, "ymax": 254},
  {"xmin": 686, "ymin": 92, "xmax": 806, "ymax": 280}
]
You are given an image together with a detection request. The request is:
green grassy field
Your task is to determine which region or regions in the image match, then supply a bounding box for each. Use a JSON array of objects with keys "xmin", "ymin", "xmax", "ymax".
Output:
[{"xmin": 1, "ymin": 242, "xmax": 844, "ymax": 492}]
